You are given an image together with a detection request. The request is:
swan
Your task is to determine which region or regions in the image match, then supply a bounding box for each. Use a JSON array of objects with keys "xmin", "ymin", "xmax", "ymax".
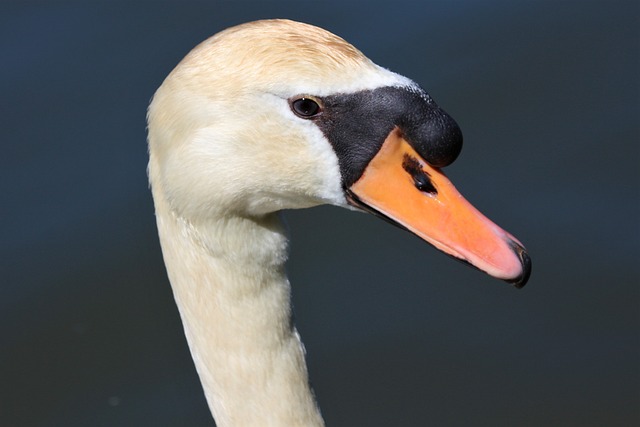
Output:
[{"xmin": 147, "ymin": 19, "xmax": 531, "ymax": 426}]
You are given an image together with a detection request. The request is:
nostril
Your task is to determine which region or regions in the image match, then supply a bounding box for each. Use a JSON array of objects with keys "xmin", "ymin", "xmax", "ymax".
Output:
[{"xmin": 402, "ymin": 154, "xmax": 437, "ymax": 194}]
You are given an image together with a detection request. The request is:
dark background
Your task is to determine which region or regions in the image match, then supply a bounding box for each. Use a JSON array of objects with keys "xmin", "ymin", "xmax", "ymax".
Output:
[{"xmin": 2, "ymin": 1, "xmax": 638, "ymax": 426}]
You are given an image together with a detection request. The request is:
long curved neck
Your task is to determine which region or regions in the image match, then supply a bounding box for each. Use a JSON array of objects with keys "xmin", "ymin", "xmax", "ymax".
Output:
[{"xmin": 153, "ymin": 193, "xmax": 324, "ymax": 426}]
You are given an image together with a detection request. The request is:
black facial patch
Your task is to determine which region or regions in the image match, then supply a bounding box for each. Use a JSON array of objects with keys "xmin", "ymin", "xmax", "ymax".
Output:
[
  {"xmin": 309, "ymin": 85, "xmax": 463, "ymax": 188},
  {"xmin": 402, "ymin": 154, "xmax": 437, "ymax": 194}
]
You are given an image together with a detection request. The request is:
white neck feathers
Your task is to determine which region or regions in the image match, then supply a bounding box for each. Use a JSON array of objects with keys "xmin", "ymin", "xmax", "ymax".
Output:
[{"xmin": 152, "ymin": 189, "xmax": 324, "ymax": 426}]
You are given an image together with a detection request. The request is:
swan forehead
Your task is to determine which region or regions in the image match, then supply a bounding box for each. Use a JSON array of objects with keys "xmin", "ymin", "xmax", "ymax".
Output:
[{"xmin": 173, "ymin": 19, "xmax": 415, "ymax": 97}]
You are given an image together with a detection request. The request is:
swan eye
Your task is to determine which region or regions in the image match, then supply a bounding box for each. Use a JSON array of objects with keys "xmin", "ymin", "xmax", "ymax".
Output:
[{"xmin": 290, "ymin": 97, "xmax": 322, "ymax": 118}]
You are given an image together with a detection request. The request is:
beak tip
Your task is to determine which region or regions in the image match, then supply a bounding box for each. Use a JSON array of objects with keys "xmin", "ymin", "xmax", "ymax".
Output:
[{"xmin": 505, "ymin": 240, "xmax": 532, "ymax": 289}]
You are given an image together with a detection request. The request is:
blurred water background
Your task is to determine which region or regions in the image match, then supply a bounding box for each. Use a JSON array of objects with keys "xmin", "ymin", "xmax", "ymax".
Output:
[{"xmin": 1, "ymin": 1, "xmax": 638, "ymax": 426}]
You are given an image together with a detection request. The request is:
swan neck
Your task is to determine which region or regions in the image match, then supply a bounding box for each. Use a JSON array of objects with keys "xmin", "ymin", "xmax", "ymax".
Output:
[{"xmin": 154, "ymin": 202, "xmax": 324, "ymax": 426}]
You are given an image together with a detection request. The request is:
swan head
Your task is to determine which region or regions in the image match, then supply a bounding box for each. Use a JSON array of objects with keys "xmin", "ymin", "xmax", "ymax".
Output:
[{"xmin": 148, "ymin": 19, "xmax": 530, "ymax": 287}]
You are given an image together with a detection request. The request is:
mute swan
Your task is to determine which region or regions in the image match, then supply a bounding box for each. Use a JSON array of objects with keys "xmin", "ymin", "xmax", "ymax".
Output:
[{"xmin": 147, "ymin": 19, "xmax": 531, "ymax": 426}]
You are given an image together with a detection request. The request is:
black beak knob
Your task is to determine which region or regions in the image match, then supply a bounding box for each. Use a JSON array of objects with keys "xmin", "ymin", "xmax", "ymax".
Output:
[{"xmin": 400, "ymin": 92, "xmax": 463, "ymax": 168}]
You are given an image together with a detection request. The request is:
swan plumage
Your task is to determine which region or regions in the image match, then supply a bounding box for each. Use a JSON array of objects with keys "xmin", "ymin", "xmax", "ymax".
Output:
[{"xmin": 147, "ymin": 19, "xmax": 530, "ymax": 426}]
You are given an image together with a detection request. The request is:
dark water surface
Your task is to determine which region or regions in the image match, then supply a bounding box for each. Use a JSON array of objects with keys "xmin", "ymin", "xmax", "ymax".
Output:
[{"xmin": 2, "ymin": 1, "xmax": 638, "ymax": 426}]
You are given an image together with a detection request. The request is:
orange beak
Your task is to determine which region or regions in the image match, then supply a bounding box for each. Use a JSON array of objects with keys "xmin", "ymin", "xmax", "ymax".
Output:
[{"xmin": 347, "ymin": 127, "xmax": 531, "ymax": 287}]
